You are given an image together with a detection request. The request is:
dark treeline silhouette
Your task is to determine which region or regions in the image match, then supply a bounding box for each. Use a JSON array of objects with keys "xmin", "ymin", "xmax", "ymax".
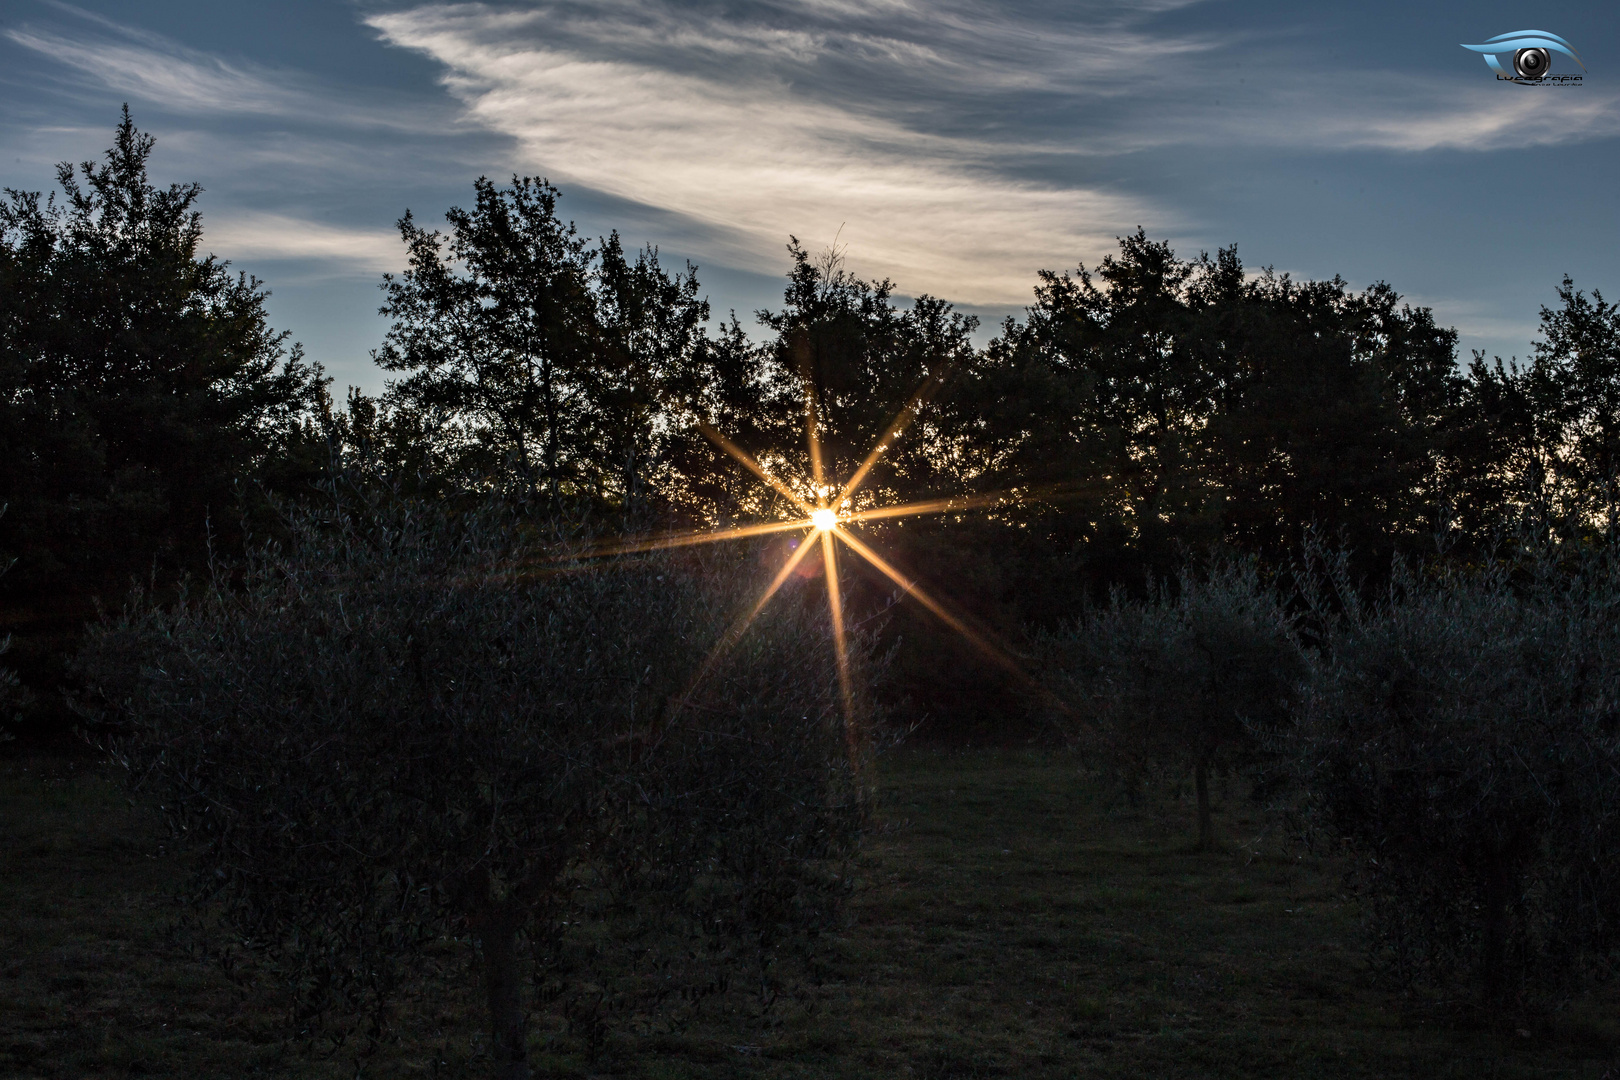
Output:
[{"xmin": 5, "ymin": 112, "xmax": 1620, "ymax": 744}]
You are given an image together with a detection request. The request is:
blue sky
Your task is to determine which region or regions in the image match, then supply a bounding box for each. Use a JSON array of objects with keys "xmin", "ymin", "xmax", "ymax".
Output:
[{"xmin": 3, "ymin": 1, "xmax": 1616, "ymax": 396}]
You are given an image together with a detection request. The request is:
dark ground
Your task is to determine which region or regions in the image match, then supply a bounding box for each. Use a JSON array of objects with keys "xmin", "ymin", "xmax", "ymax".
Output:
[{"xmin": 5, "ymin": 747, "xmax": 1618, "ymax": 1078}]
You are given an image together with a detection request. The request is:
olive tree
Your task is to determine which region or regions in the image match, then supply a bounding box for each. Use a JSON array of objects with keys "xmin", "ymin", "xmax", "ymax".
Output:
[
  {"xmin": 1041, "ymin": 558, "xmax": 1305, "ymax": 849},
  {"xmin": 77, "ymin": 494, "xmax": 873, "ymax": 1076},
  {"xmin": 1293, "ymin": 554, "xmax": 1620, "ymax": 1005}
]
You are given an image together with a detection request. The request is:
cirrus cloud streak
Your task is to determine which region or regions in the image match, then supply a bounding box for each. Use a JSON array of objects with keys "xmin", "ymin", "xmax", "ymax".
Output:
[
  {"xmin": 367, "ymin": 2, "xmax": 1185, "ymax": 304},
  {"xmin": 367, "ymin": 2, "xmax": 1620, "ymax": 305}
]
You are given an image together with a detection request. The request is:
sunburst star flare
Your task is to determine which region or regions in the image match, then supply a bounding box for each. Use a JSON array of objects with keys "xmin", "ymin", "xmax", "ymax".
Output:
[{"xmin": 578, "ymin": 366, "xmax": 1053, "ymax": 753}]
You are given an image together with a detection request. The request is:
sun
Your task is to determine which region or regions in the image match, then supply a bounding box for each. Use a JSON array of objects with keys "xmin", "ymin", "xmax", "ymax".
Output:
[{"xmin": 571, "ymin": 356, "xmax": 1046, "ymax": 761}]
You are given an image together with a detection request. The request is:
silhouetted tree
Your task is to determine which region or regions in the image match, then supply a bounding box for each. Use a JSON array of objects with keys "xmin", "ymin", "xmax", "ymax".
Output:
[
  {"xmin": 976, "ymin": 231, "xmax": 1216, "ymax": 585},
  {"xmin": 655, "ymin": 311, "xmax": 802, "ymax": 524},
  {"xmin": 750, "ymin": 241, "xmax": 1009, "ymax": 730},
  {"xmin": 375, "ymin": 176, "xmax": 597, "ymax": 497},
  {"xmin": 79, "ymin": 495, "xmax": 872, "ymax": 1075},
  {"xmin": 1293, "ymin": 549, "xmax": 1620, "ymax": 1004},
  {"xmin": 1042, "ymin": 558, "xmax": 1305, "ymax": 848},
  {"xmin": 1449, "ymin": 280, "xmax": 1620, "ymax": 544},
  {"xmin": 587, "ymin": 232, "xmax": 712, "ymax": 518},
  {"xmin": 375, "ymin": 180, "xmax": 719, "ymax": 512},
  {"xmin": 0, "ymin": 107, "xmax": 322, "ymax": 736},
  {"xmin": 973, "ymin": 234, "xmax": 1463, "ymax": 605},
  {"xmin": 1544, "ymin": 280, "xmax": 1620, "ymax": 535},
  {"xmin": 754, "ymin": 240, "xmax": 977, "ymax": 501},
  {"xmin": 1449, "ymin": 351, "xmax": 1572, "ymax": 544}
]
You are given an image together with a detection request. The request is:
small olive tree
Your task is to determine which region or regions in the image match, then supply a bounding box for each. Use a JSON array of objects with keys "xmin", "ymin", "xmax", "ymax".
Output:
[
  {"xmin": 77, "ymin": 495, "xmax": 872, "ymax": 1076},
  {"xmin": 1040, "ymin": 558, "xmax": 1305, "ymax": 849},
  {"xmin": 1293, "ymin": 554, "xmax": 1620, "ymax": 1005}
]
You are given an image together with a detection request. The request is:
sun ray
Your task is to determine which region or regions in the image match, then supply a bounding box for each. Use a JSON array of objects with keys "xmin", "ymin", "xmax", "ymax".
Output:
[
  {"xmin": 566, "ymin": 478, "xmax": 1105, "ymax": 566},
  {"xmin": 575, "ymin": 517, "xmax": 807, "ymax": 559},
  {"xmin": 843, "ymin": 478, "xmax": 1113, "ymax": 525},
  {"xmin": 820, "ymin": 528, "xmax": 857, "ymax": 762},
  {"xmin": 604, "ymin": 353, "xmax": 1090, "ymax": 745},
  {"xmin": 666, "ymin": 527, "xmax": 819, "ymax": 723},
  {"xmin": 843, "ymin": 489, "xmax": 1017, "ymax": 525},
  {"xmin": 831, "ymin": 526, "xmax": 1077, "ymax": 720},
  {"xmin": 836, "ymin": 361, "xmax": 958, "ymax": 506},
  {"xmin": 830, "ymin": 526, "xmax": 1027, "ymax": 682},
  {"xmin": 697, "ymin": 421, "xmax": 813, "ymax": 513},
  {"xmin": 797, "ymin": 338, "xmax": 828, "ymax": 500}
]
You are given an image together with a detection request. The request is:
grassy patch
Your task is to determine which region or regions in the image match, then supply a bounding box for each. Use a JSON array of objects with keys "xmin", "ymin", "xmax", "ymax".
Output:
[
  {"xmin": 4, "ymin": 749, "xmax": 1618, "ymax": 1077},
  {"xmin": 0, "ymin": 756, "xmax": 299, "ymax": 1079}
]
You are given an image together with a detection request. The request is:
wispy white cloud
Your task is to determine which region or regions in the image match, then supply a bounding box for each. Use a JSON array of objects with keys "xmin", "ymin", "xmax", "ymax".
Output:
[
  {"xmin": 366, "ymin": 1, "xmax": 1618, "ymax": 306},
  {"xmin": 203, "ymin": 212, "xmax": 403, "ymax": 274},
  {"xmin": 367, "ymin": 2, "xmax": 1192, "ymax": 304},
  {"xmin": 6, "ymin": 25, "xmax": 297, "ymax": 117},
  {"xmin": 1304, "ymin": 83, "xmax": 1620, "ymax": 152},
  {"xmin": 1416, "ymin": 296, "xmax": 1545, "ymax": 360},
  {"xmin": 4, "ymin": 7, "xmax": 460, "ymax": 134},
  {"xmin": 10, "ymin": 0, "xmax": 1613, "ymax": 318},
  {"xmin": 1175, "ymin": 61, "xmax": 1620, "ymax": 155}
]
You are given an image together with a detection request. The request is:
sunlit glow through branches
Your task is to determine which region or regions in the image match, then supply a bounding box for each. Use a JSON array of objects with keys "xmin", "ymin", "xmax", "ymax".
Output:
[{"xmin": 584, "ymin": 363, "xmax": 1049, "ymax": 756}]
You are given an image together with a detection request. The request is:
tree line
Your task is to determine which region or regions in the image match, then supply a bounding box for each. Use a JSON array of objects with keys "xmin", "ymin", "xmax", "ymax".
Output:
[{"xmin": 4, "ymin": 110, "xmax": 1619, "ymax": 740}]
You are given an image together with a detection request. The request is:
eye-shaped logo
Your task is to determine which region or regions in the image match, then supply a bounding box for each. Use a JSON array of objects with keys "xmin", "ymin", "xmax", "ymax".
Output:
[{"xmin": 1461, "ymin": 30, "xmax": 1585, "ymax": 82}]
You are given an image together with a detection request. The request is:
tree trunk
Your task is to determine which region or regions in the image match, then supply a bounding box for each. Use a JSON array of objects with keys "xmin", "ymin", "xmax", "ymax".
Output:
[
  {"xmin": 622, "ymin": 434, "xmax": 641, "ymax": 523},
  {"xmin": 1480, "ymin": 857, "xmax": 1514, "ymax": 1006},
  {"xmin": 541, "ymin": 355, "xmax": 560, "ymax": 507},
  {"xmin": 463, "ymin": 867, "xmax": 531, "ymax": 1080},
  {"xmin": 1194, "ymin": 754, "xmax": 1214, "ymax": 852},
  {"xmin": 470, "ymin": 896, "xmax": 530, "ymax": 1080}
]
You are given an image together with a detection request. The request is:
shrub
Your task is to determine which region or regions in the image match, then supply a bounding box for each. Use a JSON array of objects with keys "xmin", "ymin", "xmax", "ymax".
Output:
[
  {"xmin": 1294, "ymin": 553, "xmax": 1620, "ymax": 1005},
  {"xmin": 76, "ymin": 494, "xmax": 874, "ymax": 1076},
  {"xmin": 1040, "ymin": 558, "xmax": 1305, "ymax": 849}
]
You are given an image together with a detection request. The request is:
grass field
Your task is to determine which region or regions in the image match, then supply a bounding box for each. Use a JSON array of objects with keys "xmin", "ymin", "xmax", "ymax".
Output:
[{"xmin": 5, "ymin": 747, "xmax": 1619, "ymax": 1078}]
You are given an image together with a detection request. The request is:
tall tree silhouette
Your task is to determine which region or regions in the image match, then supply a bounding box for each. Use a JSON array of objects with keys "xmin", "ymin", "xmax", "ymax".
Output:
[
  {"xmin": 375, "ymin": 176, "xmax": 597, "ymax": 498},
  {"xmin": 0, "ymin": 107, "xmax": 321, "ymax": 735},
  {"xmin": 974, "ymin": 233, "xmax": 1462, "ymax": 598},
  {"xmin": 587, "ymin": 232, "xmax": 711, "ymax": 518},
  {"xmin": 375, "ymin": 179, "xmax": 719, "ymax": 511},
  {"xmin": 1537, "ymin": 280, "xmax": 1620, "ymax": 536}
]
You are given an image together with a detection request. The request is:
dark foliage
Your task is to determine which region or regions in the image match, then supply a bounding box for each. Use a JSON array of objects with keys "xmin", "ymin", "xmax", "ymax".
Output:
[
  {"xmin": 1038, "ymin": 558, "xmax": 1306, "ymax": 848},
  {"xmin": 8, "ymin": 101, "xmax": 1620, "ymax": 1061},
  {"xmin": 0, "ymin": 108, "xmax": 323, "ymax": 739},
  {"xmin": 370, "ymin": 176, "xmax": 718, "ymax": 511},
  {"xmin": 746, "ymin": 243, "xmax": 1007, "ymax": 732},
  {"xmin": 1449, "ymin": 280, "xmax": 1620, "ymax": 545},
  {"xmin": 1292, "ymin": 548, "xmax": 1620, "ymax": 1006},
  {"xmin": 974, "ymin": 233, "xmax": 1463, "ymax": 601},
  {"xmin": 75, "ymin": 493, "xmax": 875, "ymax": 1075},
  {"xmin": 0, "ymin": 106, "xmax": 323, "ymax": 598}
]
